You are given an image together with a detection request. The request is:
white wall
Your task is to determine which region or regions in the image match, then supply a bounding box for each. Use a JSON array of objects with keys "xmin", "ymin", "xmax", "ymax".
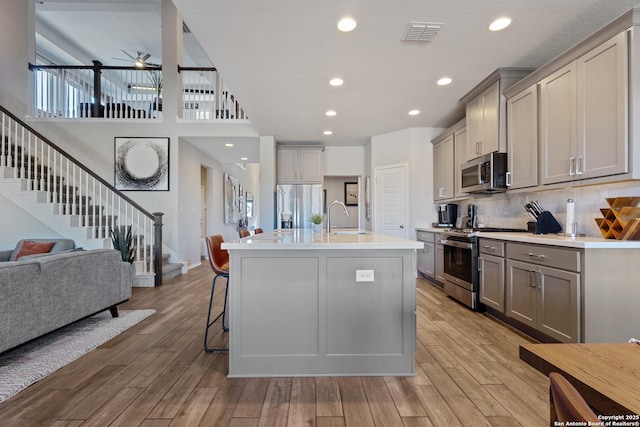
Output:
[
  {"xmin": 259, "ymin": 136, "xmax": 276, "ymax": 230},
  {"xmin": 324, "ymin": 146, "xmax": 365, "ymax": 176},
  {"xmin": 370, "ymin": 127, "xmax": 445, "ymax": 238},
  {"xmin": 0, "ymin": 194, "xmax": 64, "ymax": 249}
]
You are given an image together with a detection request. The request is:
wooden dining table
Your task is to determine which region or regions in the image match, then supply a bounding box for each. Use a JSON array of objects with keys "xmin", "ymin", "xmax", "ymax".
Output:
[{"xmin": 520, "ymin": 343, "xmax": 640, "ymax": 419}]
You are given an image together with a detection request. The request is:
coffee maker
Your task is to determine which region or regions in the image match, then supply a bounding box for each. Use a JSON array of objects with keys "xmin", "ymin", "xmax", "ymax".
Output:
[{"xmin": 437, "ymin": 204, "xmax": 458, "ymax": 227}]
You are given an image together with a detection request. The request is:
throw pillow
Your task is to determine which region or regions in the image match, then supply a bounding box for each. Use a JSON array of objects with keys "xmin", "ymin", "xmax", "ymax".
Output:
[{"xmin": 14, "ymin": 241, "xmax": 55, "ymax": 260}]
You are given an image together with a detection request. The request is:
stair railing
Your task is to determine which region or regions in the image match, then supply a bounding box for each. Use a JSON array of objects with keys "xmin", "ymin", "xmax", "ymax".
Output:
[{"xmin": 0, "ymin": 104, "xmax": 164, "ymax": 286}]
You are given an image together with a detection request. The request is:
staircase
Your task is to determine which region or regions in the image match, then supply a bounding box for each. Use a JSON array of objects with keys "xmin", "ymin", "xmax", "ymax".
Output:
[{"xmin": 0, "ymin": 105, "xmax": 179, "ymax": 285}]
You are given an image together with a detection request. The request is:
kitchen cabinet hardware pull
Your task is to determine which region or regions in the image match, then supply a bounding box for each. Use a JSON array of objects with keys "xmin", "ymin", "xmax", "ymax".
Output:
[
  {"xmin": 527, "ymin": 252, "xmax": 546, "ymax": 259},
  {"xmin": 506, "ymin": 171, "xmax": 512, "ymax": 187},
  {"xmin": 569, "ymin": 156, "xmax": 576, "ymax": 176},
  {"xmin": 529, "ymin": 270, "xmax": 536, "ymax": 287},
  {"xmin": 576, "ymin": 156, "xmax": 583, "ymax": 175},
  {"xmin": 483, "ymin": 245, "xmax": 496, "ymax": 251}
]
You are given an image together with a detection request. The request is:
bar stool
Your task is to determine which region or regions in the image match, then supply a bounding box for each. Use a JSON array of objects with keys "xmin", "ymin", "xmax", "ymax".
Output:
[
  {"xmin": 239, "ymin": 229, "xmax": 250, "ymax": 238},
  {"xmin": 204, "ymin": 235, "xmax": 229, "ymax": 353},
  {"xmin": 254, "ymin": 228, "xmax": 263, "ymax": 234}
]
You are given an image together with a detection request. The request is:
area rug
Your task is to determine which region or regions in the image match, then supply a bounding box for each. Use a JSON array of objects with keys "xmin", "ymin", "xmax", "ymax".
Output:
[{"xmin": 0, "ymin": 309, "xmax": 155, "ymax": 403}]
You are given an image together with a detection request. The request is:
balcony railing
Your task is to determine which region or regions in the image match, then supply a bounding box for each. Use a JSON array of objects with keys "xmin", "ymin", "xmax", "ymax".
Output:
[
  {"xmin": 179, "ymin": 66, "xmax": 247, "ymax": 120},
  {"xmin": 30, "ymin": 62, "xmax": 161, "ymax": 120},
  {"xmin": 28, "ymin": 62, "xmax": 247, "ymax": 121}
]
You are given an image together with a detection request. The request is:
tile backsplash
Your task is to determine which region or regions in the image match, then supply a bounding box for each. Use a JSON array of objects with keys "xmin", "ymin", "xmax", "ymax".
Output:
[{"xmin": 456, "ymin": 181, "xmax": 640, "ymax": 237}]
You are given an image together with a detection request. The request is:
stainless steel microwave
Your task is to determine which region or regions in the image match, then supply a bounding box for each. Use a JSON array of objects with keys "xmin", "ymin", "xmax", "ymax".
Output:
[{"xmin": 460, "ymin": 152, "xmax": 508, "ymax": 194}]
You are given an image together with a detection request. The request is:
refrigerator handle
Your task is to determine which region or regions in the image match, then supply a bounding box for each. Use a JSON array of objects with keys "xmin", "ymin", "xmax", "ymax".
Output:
[{"xmin": 294, "ymin": 198, "xmax": 298, "ymax": 228}]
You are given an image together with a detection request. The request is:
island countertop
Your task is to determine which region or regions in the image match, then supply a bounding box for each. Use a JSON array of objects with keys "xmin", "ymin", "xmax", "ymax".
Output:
[{"xmin": 222, "ymin": 229, "xmax": 424, "ymax": 250}]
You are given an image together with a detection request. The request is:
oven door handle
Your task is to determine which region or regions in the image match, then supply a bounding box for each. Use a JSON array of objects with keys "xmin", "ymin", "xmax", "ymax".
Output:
[{"xmin": 442, "ymin": 239, "xmax": 473, "ymax": 250}]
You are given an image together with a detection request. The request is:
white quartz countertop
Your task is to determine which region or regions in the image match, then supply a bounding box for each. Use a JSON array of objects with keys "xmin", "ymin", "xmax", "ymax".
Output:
[
  {"xmin": 222, "ymin": 229, "xmax": 424, "ymax": 250},
  {"xmin": 415, "ymin": 226, "xmax": 640, "ymax": 249}
]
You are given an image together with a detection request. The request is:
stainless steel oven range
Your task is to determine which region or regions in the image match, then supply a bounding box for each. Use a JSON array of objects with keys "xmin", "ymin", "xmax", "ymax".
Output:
[
  {"xmin": 441, "ymin": 227, "xmax": 528, "ymax": 310},
  {"xmin": 441, "ymin": 231, "xmax": 479, "ymax": 310}
]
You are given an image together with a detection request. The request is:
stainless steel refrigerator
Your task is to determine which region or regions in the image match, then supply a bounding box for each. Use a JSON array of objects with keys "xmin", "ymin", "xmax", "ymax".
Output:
[{"xmin": 276, "ymin": 184, "xmax": 324, "ymax": 229}]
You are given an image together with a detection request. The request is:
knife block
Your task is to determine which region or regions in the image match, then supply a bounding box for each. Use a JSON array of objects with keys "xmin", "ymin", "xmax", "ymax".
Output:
[{"xmin": 595, "ymin": 197, "xmax": 640, "ymax": 240}]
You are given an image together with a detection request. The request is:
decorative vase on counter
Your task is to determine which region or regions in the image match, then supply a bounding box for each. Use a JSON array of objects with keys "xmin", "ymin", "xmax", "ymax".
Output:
[{"xmin": 312, "ymin": 223, "xmax": 323, "ymax": 233}]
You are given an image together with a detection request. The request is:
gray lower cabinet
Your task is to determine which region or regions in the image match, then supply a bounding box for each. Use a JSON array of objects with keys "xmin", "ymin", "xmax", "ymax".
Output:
[
  {"xmin": 478, "ymin": 239, "xmax": 505, "ymax": 312},
  {"xmin": 506, "ymin": 242, "xmax": 580, "ymax": 343},
  {"xmin": 416, "ymin": 230, "xmax": 435, "ymax": 280}
]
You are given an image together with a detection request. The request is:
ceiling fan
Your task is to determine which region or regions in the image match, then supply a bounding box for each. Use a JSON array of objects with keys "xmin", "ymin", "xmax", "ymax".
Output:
[{"xmin": 112, "ymin": 50, "xmax": 160, "ymax": 68}]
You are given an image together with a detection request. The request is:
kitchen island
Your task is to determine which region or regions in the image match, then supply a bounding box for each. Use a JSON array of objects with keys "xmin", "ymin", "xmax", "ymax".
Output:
[{"xmin": 221, "ymin": 229, "xmax": 423, "ymax": 377}]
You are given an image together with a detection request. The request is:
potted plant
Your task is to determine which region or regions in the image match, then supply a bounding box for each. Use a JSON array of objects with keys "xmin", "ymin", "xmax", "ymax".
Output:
[
  {"xmin": 309, "ymin": 213, "xmax": 325, "ymax": 233},
  {"xmin": 111, "ymin": 225, "xmax": 135, "ymax": 263}
]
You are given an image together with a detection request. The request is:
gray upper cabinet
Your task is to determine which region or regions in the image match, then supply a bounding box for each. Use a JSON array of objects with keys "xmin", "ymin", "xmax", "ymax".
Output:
[
  {"xmin": 577, "ymin": 31, "xmax": 628, "ymax": 180},
  {"xmin": 432, "ymin": 133, "xmax": 455, "ymax": 200},
  {"xmin": 507, "ymin": 84, "xmax": 539, "ymax": 189},
  {"xmin": 432, "ymin": 119, "xmax": 465, "ymax": 201},
  {"xmin": 540, "ymin": 31, "xmax": 628, "ymax": 185},
  {"xmin": 461, "ymin": 68, "xmax": 533, "ymax": 163},
  {"xmin": 277, "ymin": 146, "xmax": 324, "ymax": 184},
  {"xmin": 466, "ymin": 81, "xmax": 500, "ymax": 161},
  {"xmin": 540, "ymin": 62, "xmax": 577, "ymax": 184}
]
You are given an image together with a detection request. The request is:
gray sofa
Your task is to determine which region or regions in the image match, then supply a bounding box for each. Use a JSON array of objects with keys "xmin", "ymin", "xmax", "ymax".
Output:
[{"xmin": 0, "ymin": 247, "xmax": 132, "ymax": 353}]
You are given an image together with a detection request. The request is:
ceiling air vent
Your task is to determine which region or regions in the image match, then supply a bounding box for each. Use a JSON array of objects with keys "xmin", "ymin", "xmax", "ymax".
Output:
[{"xmin": 401, "ymin": 22, "xmax": 443, "ymax": 41}]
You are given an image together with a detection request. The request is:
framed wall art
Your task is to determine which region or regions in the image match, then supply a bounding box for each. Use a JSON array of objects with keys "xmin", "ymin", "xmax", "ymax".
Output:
[
  {"xmin": 344, "ymin": 182, "xmax": 358, "ymax": 206},
  {"xmin": 114, "ymin": 137, "xmax": 170, "ymax": 191},
  {"xmin": 224, "ymin": 173, "xmax": 240, "ymax": 224}
]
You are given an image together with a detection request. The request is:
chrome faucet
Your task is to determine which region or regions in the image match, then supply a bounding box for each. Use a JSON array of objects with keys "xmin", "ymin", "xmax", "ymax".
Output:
[{"xmin": 326, "ymin": 200, "xmax": 349, "ymax": 233}]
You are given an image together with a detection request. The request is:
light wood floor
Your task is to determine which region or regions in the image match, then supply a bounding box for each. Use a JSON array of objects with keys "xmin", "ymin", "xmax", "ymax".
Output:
[{"xmin": 0, "ymin": 264, "xmax": 549, "ymax": 426}]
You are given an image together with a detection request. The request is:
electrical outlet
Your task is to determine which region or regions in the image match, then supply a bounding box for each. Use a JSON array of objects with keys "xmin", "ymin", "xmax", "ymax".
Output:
[{"xmin": 356, "ymin": 269, "xmax": 374, "ymax": 282}]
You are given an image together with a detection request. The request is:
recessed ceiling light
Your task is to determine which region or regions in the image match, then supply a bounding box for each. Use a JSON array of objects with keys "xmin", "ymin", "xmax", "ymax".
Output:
[
  {"xmin": 326, "ymin": 110, "xmax": 337, "ymax": 117},
  {"xmin": 240, "ymin": 157, "xmax": 248, "ymax": 161},
  {"xmin": 224, "ymin": 143, "xmax": 234, "ymax": 147},
  {"xmin": 337, "ymin": 17, "xmax": 357, "ymax": 32},
  {"xmin": 329, "ymin": 78, "xmax": 344, "ymax": 86},
  {"xmin": 409, "ymin": 110, "xmax": 420, "ymax": 116},
  {"xmin": 489, "ymin": 17, "xmax": 511, "ymax": 31},
  {"xmin": 437, "ymin": 77, "xmax": 452, "ymax": 86},
  {"xmin": 324, "ymin": 130, "xmax": 333, "ymax": 135}
]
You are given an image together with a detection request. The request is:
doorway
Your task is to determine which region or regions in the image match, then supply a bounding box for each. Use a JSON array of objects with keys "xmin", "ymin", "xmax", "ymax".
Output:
[{"xmin": 373, "ymin": 163, "xmax": 408, "ymax": 238}]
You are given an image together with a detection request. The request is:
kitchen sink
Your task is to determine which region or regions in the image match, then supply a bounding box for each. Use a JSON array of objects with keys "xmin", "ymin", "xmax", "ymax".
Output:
[{"xmin": 332, "ymin": 230, "xmax": 366, "ymax": 235}]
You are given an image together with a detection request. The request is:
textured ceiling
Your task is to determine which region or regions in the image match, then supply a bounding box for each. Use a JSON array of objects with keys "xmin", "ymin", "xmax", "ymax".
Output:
[{"xmin": 172, "ymin": 0, "xmax": 640, "ymax": 146}]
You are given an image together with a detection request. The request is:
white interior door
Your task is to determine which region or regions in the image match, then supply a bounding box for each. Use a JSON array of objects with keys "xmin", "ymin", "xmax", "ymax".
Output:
[{"xmin": 374, "ymin": 164, "xmax": 408, "ymax": 238}]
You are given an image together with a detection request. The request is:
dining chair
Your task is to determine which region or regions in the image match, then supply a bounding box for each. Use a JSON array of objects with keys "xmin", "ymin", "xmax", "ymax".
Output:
[
  {"xmin": 254, "ymin": 228, "xmax": 263, "ymax": 234},
  {"xmin": 239, "ymin": 229, "xmax": 250, "ymax": 238},
  {"xmin": 549, "ymin": 372, "xmax": 599, "ymax": 423},
  {"xmin": 203, "ymin": 235, "xmax": 229, "ymax": 353}
]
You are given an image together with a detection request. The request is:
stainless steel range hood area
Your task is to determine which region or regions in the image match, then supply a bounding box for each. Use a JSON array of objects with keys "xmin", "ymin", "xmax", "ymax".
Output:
[{"xmin": 461, "ymin": 152, "xmax": 509, "ymax": 194}]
